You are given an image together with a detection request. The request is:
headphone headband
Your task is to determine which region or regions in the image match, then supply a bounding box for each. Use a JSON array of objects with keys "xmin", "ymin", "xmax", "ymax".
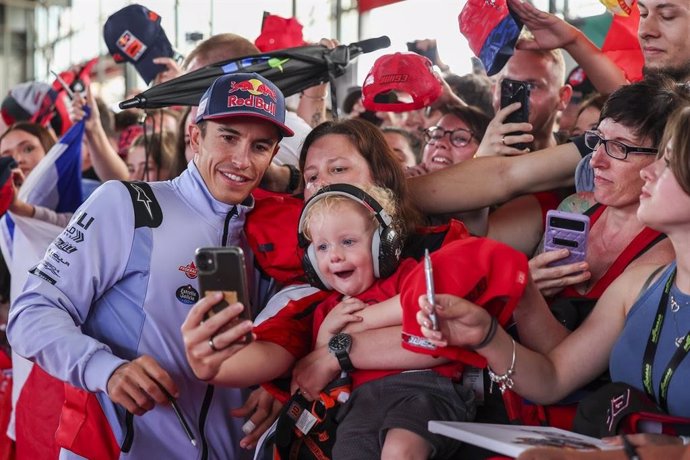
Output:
[{"xmin": 297, "ymin": 183, "xmax": 393, "ymax": 248}]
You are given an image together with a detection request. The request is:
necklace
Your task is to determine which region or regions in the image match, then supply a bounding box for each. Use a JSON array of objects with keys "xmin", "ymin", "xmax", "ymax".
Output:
[{"xmin": 670, "ymin": 293, "xmax": 690, "ymax": 347}]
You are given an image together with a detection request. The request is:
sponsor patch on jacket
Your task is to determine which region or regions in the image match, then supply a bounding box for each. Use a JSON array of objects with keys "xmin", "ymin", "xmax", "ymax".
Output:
[
  {"xmin": 176, "ymin": 285, "xmax": 199, "ymax": 304},
  {"xmin": 178, "ymin": 262, "xmax": 198, "ymax": 279}
]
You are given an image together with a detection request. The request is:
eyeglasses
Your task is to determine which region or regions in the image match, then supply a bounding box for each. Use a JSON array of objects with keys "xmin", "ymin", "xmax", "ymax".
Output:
[
  {"xmin": 424, "ymin": 127, "xmax": 473, "ymax": 148},
  {"xmin": 584, "ymin": 130, "xmax": 658, "ymax": 160}
]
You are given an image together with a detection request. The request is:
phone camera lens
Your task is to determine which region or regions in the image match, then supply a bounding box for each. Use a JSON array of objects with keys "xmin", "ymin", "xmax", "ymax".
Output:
[{"xmin": 197, "ymin": 253, "xmax": 214, "ymax": 271}]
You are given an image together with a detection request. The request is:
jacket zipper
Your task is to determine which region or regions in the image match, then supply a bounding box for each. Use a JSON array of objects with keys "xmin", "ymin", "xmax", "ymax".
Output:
[
  {"xmin": 198, "ymin": 385, "xmax": 214, "ymax": 460},
  {"xmin": 121, "ymin": 411, "xmax": 134, "ymax": 452},
  {"xmin": 221, "ymin": 206, "xmax": 238, "ymax": 246}
]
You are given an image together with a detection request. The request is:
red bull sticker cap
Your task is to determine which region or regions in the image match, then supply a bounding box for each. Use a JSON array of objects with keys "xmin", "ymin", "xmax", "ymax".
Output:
[
  {"xmin": 196, "ymin": 72, "xmax": 294, "ymax": 137},
  {"xmin": 103, "ymin": 4, "xmax": 176, "ymax": 85}
]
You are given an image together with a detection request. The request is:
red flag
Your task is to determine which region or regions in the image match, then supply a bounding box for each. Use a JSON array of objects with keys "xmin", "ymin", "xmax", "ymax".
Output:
[{"xmin": 602, "ymin": 3, "xmax": 644, "ymax": 82}]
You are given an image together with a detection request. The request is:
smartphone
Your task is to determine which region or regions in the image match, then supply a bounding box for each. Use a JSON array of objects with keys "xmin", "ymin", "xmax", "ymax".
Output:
[
  {"xmin": 195, "ymin": 246, "xmax": 253, "ymax": 341},
  {"xmin": 407, "ymin": 41, "xmax": 437, "ymax": 62},
  {"xmin": 543, "ymin": 210, "xmax": 590, "ymax": 267},
  {"xmin": 424, "ymin": 249, "xmax": 439, "ymax": 331},
  {"xmin": 500, "ymin": 78, "xmax": 531, "ymax": 150}
]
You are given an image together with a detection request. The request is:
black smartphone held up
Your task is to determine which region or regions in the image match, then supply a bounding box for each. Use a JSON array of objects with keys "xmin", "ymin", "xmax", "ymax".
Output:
[
  {"xmin": 500, "ymin": 78, "xmax": 531, "ymax": 150},
  {"xmin": 407, "ymin": 41, "xmax": 437, "ymax": 63},
  {"xmin": 195, "ymin": 246, "xmax": 253, "ymax": 341},
  {"xmin": 543, "ymin": 210, "xmax": 590, "ymax": 267}
]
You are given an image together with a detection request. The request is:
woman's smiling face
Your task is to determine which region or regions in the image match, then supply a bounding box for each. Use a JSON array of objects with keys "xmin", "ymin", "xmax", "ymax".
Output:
[{"xmin": 302, "ymin": 134, "xmax": 374, "ymax": 200}]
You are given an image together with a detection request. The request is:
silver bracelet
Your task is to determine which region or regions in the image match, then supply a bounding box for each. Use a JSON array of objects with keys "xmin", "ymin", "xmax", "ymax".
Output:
[
  {"xmin": 680, "ymin": 435, "xmax": 690, "ymax": 445},
  {"xmin": 487, "ymin": 338, "xmax": 516, "ymax": 394}
]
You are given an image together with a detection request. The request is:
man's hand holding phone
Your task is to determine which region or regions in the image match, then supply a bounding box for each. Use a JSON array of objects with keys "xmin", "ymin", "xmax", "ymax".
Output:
[{"xmin": 181, "ymin": 291, "xmax": 254, "ymax": 382}]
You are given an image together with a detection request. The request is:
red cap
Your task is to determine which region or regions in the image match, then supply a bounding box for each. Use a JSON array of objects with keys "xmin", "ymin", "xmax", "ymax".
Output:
[
  {"xmin": 362, "ymin": 52, "xmax": 442, "ymax": 113},
  {"xmin": 400, "ymin": 237, "xmax": 528, "ymax": 368},
  {"xmin": 255, "ymin": 13, "xmax": 307, "ymax": 52}
]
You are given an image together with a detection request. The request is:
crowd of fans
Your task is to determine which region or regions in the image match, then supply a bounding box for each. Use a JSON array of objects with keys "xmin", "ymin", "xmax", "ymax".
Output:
[{"xmin": 0, "ymin": 0, "xmax": 690, "ymax": 459}]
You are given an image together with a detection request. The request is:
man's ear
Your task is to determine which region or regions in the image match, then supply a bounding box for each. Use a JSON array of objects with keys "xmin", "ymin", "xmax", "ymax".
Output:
[
  {"xmin": 557, "ymin": 84, "xmax": 574, "ymax": 112},
  {"xmin": 189, "ymin": 123, "xmax": 201, "ymax": 154}
]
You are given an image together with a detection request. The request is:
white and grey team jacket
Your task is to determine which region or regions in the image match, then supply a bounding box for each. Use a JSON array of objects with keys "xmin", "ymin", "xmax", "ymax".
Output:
[{"xmin": 8, "ymin": 160, "xmax": 254, "ymax": 459}]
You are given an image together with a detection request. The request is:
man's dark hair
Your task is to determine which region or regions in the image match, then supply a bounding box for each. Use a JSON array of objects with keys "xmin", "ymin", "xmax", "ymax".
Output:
[
  {"xmin": 444, "ymin": 72, "xmax": 495, "ymax": 117},
  {"xmin": 114, "ymin": 110, "xmax": 142, "ymax": 131},
  {"xmin": 600, "ymin": 75, "xmax": 690, "ymax": 147}
]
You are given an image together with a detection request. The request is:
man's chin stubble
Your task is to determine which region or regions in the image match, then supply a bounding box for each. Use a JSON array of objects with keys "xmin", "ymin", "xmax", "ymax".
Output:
[{"xmin": 643, "ymin": 62, "xmax": 690, "ymax": 81}]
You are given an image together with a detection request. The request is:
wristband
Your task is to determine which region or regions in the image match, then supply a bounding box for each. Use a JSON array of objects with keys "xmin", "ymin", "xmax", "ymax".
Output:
[
  {"xmin": 473, "ymin": 316, "xmax": 498, "ymax": 349},
  {"xmin": 680, "ymin": 435, "xmax": 690, "ymax": 445}
]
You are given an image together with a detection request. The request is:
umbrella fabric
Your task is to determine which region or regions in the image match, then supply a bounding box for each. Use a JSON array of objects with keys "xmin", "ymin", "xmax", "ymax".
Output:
[{"xmin": 119, "ymin": 37, "xmax": 390, "ymax": 112}]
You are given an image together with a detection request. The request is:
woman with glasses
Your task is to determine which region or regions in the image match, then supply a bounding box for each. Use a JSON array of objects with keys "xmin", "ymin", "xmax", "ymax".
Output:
[
  {"xmin": 420, "ymin": 105, "xmax": 488, "ymax": 172},
  {"xmin": 408, "ymin": 104, "xmax": 491, "ymax": 235},
  {"xmin": 407, "ymin": 77, "xmax": 688, "ymax": 443},
  {"xmin": 417, "ymin": 102, "xmax": 690, "ymax": 450}
]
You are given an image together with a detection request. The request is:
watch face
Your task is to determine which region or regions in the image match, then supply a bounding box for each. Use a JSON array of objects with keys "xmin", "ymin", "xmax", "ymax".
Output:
[{"xmin": 329, "ymin": 333, "xmax": 352, "ymax": 352}]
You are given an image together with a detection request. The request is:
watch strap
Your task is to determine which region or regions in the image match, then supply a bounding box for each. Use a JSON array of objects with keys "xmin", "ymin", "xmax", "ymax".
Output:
[{"xmin": 335, "ymin": 349, "xmax": 355, "ymax": 373}]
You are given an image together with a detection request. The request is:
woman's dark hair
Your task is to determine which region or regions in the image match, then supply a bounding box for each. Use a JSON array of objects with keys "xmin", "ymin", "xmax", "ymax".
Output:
[
  {"xmin": 298, "ymin": 118, "xmax": 424, "ymax": 237},
  {"xmin": 600, "ymin": 76, "xmax": 690, "ymax": 148},
  {"xmin": 0, "ymin": 121, "xmax": 56, "ymax": 154},
  {"xmin": 381, "ymin": 126, "xmax": 422, "ymax": 163},
  {"xmin": 439, "ymin": 103, "xmax": 491, "ymax": 143},
  {"xmin": 129, "ymin": 130, "xmax": 176, "ymax": 180},
  {"xmin": 170, "ymin": 106, "xmax": 192, "ymax": 178},
  {"xmin": 576, "ymin": 93, "xmax": 607, "ymax": 120}
]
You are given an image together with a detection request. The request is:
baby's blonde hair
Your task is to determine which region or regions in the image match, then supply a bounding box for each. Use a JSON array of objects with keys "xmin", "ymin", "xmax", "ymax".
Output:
[{"xmin": 302, "ymin": 185, "xmax": 399, "ymax": 243}]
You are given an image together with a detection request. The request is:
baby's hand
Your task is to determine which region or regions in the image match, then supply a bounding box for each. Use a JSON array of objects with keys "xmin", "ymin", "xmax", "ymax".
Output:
[{"xmin": 315, "ymin": 297, "xmax": 366, "ymax": 348}]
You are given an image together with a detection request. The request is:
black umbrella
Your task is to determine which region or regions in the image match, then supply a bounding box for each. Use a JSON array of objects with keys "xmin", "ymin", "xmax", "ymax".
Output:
[{"xmin": 119, "ymin": 36, "xmax": 391, "ymax": 117}]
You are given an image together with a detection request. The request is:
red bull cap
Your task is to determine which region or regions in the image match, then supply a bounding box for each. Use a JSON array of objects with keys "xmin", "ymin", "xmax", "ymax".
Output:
[
  {"xmin": 196, "ymin": 72, "xmax": 294, "ymax": 137},
  {"xmin": 103, "ymin": 4, "xmax": 176, "ymax": 85}
]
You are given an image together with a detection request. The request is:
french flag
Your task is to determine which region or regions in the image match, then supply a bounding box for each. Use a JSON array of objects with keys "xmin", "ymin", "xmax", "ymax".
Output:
[{"xmin": 0, "ymin": 118, "xmax": 86, "ymax": 455}]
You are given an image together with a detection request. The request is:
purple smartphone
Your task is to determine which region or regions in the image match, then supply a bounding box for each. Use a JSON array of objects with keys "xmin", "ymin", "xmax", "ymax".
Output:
[{"xmin": 544, "ymin": 210, "xmax": 590, "ymax": 267}]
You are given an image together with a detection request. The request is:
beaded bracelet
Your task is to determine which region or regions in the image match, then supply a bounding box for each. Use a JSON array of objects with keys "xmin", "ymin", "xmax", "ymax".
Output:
[{"xmin": 487, "ymin": 338, "xmax": 516, "ymax": 394}]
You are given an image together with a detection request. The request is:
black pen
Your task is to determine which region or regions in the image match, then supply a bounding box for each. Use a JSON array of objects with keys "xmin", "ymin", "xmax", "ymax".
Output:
[{"xmin": 160, "ymin": 386, "xmax": 197, "ymax": 447}]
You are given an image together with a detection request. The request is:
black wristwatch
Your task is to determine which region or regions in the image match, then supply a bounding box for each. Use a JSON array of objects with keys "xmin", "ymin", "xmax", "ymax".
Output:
[{"xmin": 328, "ymin": 333, "xmax": 354, "ymax": 373}]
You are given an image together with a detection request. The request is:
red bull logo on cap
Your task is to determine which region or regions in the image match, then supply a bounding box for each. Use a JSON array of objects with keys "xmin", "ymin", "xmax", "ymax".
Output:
[{"xmin": 227, "ymin": 78, "xmax": 277, "ymax": 116}]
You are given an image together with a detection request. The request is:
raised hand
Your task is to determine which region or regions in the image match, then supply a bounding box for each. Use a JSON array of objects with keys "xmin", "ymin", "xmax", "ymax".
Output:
[
  {"xmin": 475, "ymin": 103, "xmax": 533, "ymax": 157},
  {"xmin": 508, "ymin": 0, "xmax": 580, "ymax": 51}
]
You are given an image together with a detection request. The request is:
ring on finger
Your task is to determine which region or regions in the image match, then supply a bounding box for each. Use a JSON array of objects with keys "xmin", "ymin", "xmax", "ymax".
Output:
[
  {"xmin": 209, "ymin": 336, "xmax": 219, "ymax": 352},
  {"xmin": 501, "ymin": 135, "xmax": 506, "ymax": 145}
]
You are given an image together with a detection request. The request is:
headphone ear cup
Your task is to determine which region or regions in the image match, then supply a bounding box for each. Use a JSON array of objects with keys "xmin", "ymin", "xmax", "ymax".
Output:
[
  {"xmin": 302, "ymin": 244, "xmax": 332, "ymax": 291},
  {"xmin": 372, "ymin": 227, "xmax": 402, "ymax": 279}
]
